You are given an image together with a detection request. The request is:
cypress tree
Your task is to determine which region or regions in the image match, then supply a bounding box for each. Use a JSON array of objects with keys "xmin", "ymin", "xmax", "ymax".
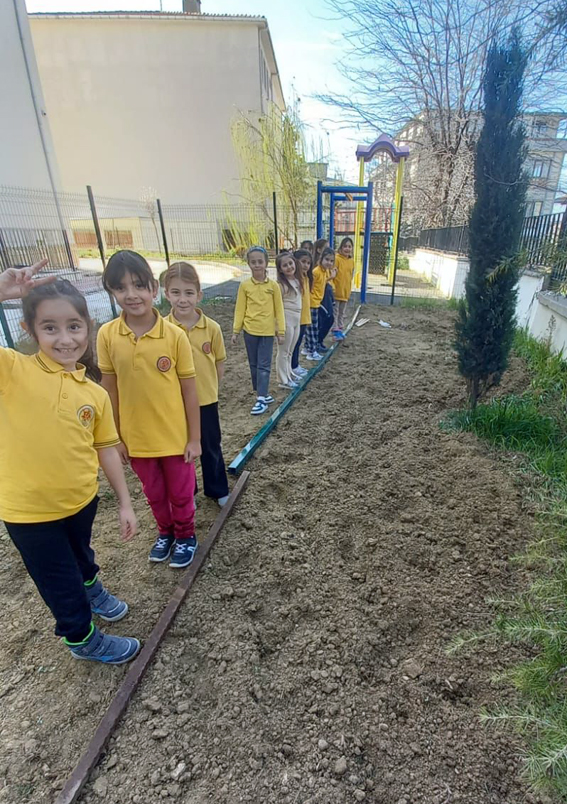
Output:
[{"xmin": 455, "ymin": 31, "xmax": 528, "ymax": 408}]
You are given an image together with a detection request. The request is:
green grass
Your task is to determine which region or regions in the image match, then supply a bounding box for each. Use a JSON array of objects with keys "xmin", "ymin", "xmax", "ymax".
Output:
[
  {"xmin": 446, "ymin": 330, "xmax": 567, "ymax": 800},
  {"xmin": 399, "ymin": 296, "xmax": 455, "ymax": 309}
]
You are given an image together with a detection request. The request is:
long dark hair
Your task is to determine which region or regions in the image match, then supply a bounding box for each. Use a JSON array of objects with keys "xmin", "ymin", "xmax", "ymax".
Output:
[
  {"xmin": 338, "ymin": 236, "xmax": 354, "ymax": 255},
  {"xmin": 318, "ymin": 246, "xmax": 336, "ymax": 269},
  {"xmin": 22, "ymin": 279, "xmax": 102, "ymax": 382},
  {"xmin": 313, "ymin": 238, "xmax": 328, "ymax": 267},
  {"xmin": 293, "ymin": 248, "xmax": 314, "ymax": 290},
  {"xmin": 275, "ymin": 252, "xmax": 299, "ymax": 296}
]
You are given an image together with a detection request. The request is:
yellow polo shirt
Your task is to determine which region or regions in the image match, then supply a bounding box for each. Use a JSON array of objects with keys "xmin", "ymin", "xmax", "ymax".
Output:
[
  {"xmin": 300, "ymin": 276, "xmax": 311, "ymax": 325},
  {"xmin": 233, "ymin": 277, "xmax": 285, "ymax": 337},
  {"xmin": 167, "ymin": 310, "xmax": 226, "ymax": 407},
  {"xmin": 333, "ymin": 254, "xmax": 355, "ymax": 301},
  {"xmin": 97, "ymin": 312, "xmax": 196, "ymax": 458},
  {"xmin": 0, "ymin": 349, "xmax": 119, "ymax": 523},
  {"xmin": 310, "ymin": 266, "xmax": 331, "ymax": 309}
]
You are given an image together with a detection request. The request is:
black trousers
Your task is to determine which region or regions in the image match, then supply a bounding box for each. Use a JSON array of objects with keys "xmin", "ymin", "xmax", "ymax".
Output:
[
  {"xmin": 5, "ymin": 497, "xmax": 99, "ymax": 643},
  {"xmin": 318, "ymin": 284, "xmax": 335, "ymax": 344},
  {"xmin": 200, "ymin": 403, "xmax": 229, "ymax": 499},
  {"xmin": 291, "ymin": 324, "xmax": 307, "ymax": 370}
]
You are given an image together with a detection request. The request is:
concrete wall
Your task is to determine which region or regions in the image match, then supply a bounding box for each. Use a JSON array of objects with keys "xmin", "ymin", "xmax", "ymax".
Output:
[
  {"xmin": 29, "ymin": 15, "xmax": 278, "ymax": 203},
  {"xmin": 527, "ymin": 292, "xmax": 567, "ymax": 354},
  {"xmin": 409, "ymin": 248, "xmax": 469, "ymax": 299},
  {"xmin": 410, "ymin": 247, "xmax": 546, "ymax": 327},
  {"xmin": 0, "ymin": 0, "xmax": 60, "ymax": 190}
]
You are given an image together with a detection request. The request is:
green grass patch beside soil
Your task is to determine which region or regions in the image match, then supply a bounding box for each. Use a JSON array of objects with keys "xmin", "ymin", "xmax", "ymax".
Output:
[{"xmin": 447, "ymin": 330, "xmax": 567, "ymax": 800}]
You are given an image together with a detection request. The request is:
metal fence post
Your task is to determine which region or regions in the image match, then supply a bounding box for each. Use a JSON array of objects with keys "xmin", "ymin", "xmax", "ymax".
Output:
[
  {"xmin": 390, "ymin": 196, "xmax": 404, "ymax": 306},
  {"xmin": 87, "ymin": 185, "xmax": 118, "ymax": 318},
  {"xmin": 156, "ymin": 199, "xmax": 170, "ymax": 267},
  {"xmin": 0, "ymin": 304, "xmax": 14, "ymax": 349},
  {"xmin": 272, "ymin": 191, "xmax": 279, "ymax": 252}
]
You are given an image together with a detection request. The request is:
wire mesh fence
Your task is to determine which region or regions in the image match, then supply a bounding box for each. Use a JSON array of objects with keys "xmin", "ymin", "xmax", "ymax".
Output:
[{"xmin": 0, "ymin": 184, "xmax": 323, "ymax": 346}]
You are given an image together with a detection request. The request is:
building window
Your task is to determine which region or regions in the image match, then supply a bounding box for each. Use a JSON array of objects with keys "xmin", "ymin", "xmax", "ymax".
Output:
[
  {"xmin": 526, "ymin": 200, "xmax": 543, "ymax": 217},
  {"xmin": 533, "ymin": 119, "xmax": 548, "ymax": 137},
  {"xmin": 532, "ymin": 159, "xmax": 550, "ymax": 179}
]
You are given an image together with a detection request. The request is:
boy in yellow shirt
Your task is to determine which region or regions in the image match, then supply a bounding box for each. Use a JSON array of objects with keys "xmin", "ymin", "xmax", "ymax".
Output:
[
  {"xmin": 98, "ymin": 250, "xmax": 202, "ymax": 569},
  {"xmin": 232, "ymin": 246, "xmax": 285, "ymax": 415},
  {"xmin": 164, "ymin": 262, "xmax": 230, "ymax": 507}
]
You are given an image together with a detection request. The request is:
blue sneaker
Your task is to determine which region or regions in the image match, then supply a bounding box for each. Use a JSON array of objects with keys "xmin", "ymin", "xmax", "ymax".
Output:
[
  {"xmin": 149, "ymin": 534, "xmax": 175, "ymax": 563},
  {"xmin": 67, "ymin": 626, "xmax": 140, "ymax": 665},
  {"xmin": 169, "ymin": 536, "xmax": 198, "ymax": 569},
  {"xmin": 85, "ymin": 577, "xmax": 128, "ymax": 622},
  {"xmin": 333, "ymin": 331, "xmax": 345, "ymax": 340},
  {"xmin": 317, "ymin": 344, "xmax": 329, "ymax": 353}
]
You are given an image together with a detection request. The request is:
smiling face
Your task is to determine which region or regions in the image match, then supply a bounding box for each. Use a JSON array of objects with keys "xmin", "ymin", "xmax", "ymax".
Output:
[
  {"xmin": 247, "ymin": 250, "xmax": 268, "ymax": 280},
  {"xmin": 279, "ymin": 254, "xmax": 297, "ymax": 279},
  {"xmin": 165, "ymin": 278, "xmax": 202, "ymax": 318},
  {"xmin": 321, "ymin": 253, "xmax": 335, "ymax": 271},
  {"xmin": 108, "ymin": 271, "xmax": 156, "ymax": 318},
  {"xmin": 340, "ymin": 240, "xmax": 353, "ymax": 258},
  {"xmin": 32, "ymin": 298, "xmax": 90, "ymax": 371}
]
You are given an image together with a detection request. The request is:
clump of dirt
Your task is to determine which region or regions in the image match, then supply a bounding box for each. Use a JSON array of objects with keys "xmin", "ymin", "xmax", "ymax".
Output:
[{"xmin": 0, "ymin": 303, "xmax": 547, "ymax": 804}]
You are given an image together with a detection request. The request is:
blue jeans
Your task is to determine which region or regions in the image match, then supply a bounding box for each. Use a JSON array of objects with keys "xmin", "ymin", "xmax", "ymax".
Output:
[
  {"xmin": 243, "ymin": 332, "xmax": 274, "ymax": 398},
  {"xmin": 5, "ymin": 497, "xmax": 99, "ymax": 642}
]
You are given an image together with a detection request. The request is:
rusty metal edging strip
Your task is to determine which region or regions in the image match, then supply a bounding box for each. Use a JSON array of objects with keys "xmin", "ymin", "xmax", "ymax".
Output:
[
  {"xmin": 54, "ymin": 470, "xmax": 250, "ymax": 804},
  {"xmin": 228, "ymin": 305, "xmax": 361, "ymax": 475}
]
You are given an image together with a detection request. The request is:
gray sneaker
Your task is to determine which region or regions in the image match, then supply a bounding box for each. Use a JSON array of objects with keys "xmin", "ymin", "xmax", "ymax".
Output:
[
  {"xmin": 85, "ymin": 577, "xmax": 128, "ymax": 622},
  {"xmin": 67, "ymin": 626, "xmax": 141, "ymax": 665}
]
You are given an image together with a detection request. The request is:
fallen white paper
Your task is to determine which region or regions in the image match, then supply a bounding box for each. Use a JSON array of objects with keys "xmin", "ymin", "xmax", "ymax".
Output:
[{"xmin": 379, "ymin": 320, "xmax": 392, "ymax": 328}]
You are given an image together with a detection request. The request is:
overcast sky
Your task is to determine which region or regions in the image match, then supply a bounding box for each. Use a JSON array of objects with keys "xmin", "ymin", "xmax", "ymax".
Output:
[{"xmin": 25, "ymin": 0, "xmax": 372, "ymax": 181}]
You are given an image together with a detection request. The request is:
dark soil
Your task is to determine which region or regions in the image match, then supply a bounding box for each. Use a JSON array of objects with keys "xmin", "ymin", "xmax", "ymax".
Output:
[{"xmin": 0, "ymin": 302, "xmax": 548, "ymax": 804}]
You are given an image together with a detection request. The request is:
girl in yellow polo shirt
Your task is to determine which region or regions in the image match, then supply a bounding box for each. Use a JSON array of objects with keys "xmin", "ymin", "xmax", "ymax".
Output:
[
  {"xmin": 164, "ymin": 262, "xmax": 230, "ymax": 507},
  {"xmin": 304, "ymin": 247, "xmax": 337, "ymax": 361},
  {"xmin": 291, "ymin": 248, "xmax": 314, "ymax": 379},
  {"xmin": 332, "ymin": 237, "xmax": 355, "ymax": 339},
  {"xmin": 98, "ymin": 250, "xmax": 201, "ymax": 570},
  {"xmin": 0, "ymin": 263, "xmax": 140, "ymax": 666},
  {"xmin": 232, "ymin": 246, "xmax": 285, "ymax": 416}
]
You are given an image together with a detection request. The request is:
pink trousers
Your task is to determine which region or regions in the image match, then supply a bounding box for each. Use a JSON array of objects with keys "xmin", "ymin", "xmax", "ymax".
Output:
[{"xmin": 130, "ymin": 455, "xmax": 196, "ymax": 540}]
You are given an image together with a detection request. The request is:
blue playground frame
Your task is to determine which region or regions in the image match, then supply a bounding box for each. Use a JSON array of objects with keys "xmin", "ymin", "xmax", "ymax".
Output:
[{"xmin": 316, "ymin": 179, "xmax": 374, "ymax": 304}]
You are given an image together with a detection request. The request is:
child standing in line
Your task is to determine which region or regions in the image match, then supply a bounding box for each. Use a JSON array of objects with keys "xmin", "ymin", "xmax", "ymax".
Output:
[
  {"xmin": 332, "ymin": 236, "xmax": 355, "ymax": 340},
  {"xmin": 304, "ymin": 247, "xmax": 337, "ymax": 361},
  {"xmin": 0, "ymin": 263, "xmax": 140, "ymax": 665},
  {"xmin": 313, "ymin": 238, "xmax": 328, "ymax": 267},
  {"xmin": 275, "ymin": 252, "xmax": 302, "ymax": 390},
  {"xmin": 98, "ymin": 250, "xmax": 202, "ymax": 570},
  {"xmin": 232, "ymin": 246, "xmax": 285, "ymax": 416},
  {"xmin": 300, "ymin": 240, "xmax": 314, "ymax": 257},
  {"xmin": 291, "ymin": 248, "xmax": 313, "ymax": 379},
  {"xmin": 164, "ymin": 262, "xmax": 230, "ymax": 508}
]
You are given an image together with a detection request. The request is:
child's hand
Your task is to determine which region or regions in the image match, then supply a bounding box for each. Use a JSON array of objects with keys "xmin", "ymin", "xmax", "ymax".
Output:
[
  {"xmin": 0, "ymin": 259, "xmax": 53, "ymax": 302},
  {"xmin": 117, "ymin": 441, "xmax": 130, "ymax": 465},
  {"xmin": 119, "ymin": 504, "xmax": 137, "ymax": 542},
  {"xmin": 277, "ymin": 334, "xmax": 285, "ymax": 345},
  {"xmin": 231, "ymin": 333, "xmax": 239, "ymax": 345},
  {"xmin": 184, "ymin": 439, "xmax": 202, "ymax": 463},
  {"xmin": 330, "ymin": 268, "xmax": 338, "ymax": 279}
]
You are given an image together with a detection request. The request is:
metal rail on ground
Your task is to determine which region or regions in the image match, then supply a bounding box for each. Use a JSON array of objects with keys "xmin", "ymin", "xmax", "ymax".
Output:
[
  {"xmin": 54, "ymin": 471, "xmax": 250, "ymax": 804},
  {"xmin": 228, "ymin": 305, "xmax": 361, "ymax": 475}
]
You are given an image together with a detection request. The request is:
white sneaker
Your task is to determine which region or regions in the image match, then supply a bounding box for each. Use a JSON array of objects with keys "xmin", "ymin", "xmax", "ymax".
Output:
[
  {"xmin": 306, "ymin": 351, "xmax": 323, "ymax": 361},
  {"xmin": 300, "ymin": 348, "xmax": 309, "ymax": 356},
  {"xmin": 217, "ymin": 495, "xmax": 229, "ymax": 507},
  {"xmin": 294, "ymin": 366, "xmax": 308, "ymax": 376},
  {"xmin": 279, "ymin": 380, "xmax": 299, "ymax": 389}
]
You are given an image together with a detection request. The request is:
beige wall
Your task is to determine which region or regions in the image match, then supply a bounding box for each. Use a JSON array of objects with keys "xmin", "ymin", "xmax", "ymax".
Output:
[
  {"xmin": 30, "ymin": 15, "xmax": 279, "ymax": 204},
  {"xmin": 0, "ymin": 0, "xmax": 60, "ymax": 190}
]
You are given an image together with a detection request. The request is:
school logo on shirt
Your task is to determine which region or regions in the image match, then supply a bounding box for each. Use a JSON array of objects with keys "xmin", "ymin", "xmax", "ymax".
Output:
[
  {"xmin": 202, "ymin": 341, "xmax": 212, "ymax": 355},
  {"xmin": 156, "ymin": 356, "xmax": 172, "ymax": 372},
  {"xmin": 77, "ymin": 405, "xmax": 95, "ymax": 428}
]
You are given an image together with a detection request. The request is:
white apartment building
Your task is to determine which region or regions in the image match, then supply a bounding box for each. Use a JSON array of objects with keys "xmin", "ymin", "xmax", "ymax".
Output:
[{"xmin": 28, "ymin": 6, "xmax": 285, "ymax": 204}]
